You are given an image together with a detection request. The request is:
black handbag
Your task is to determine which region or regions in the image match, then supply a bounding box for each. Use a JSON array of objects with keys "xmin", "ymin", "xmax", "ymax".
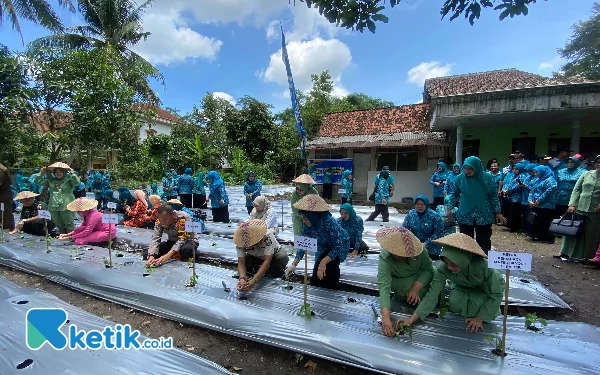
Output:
[
  {"xmin": 549, "ymin": 213, "xmax": 585, "ymax": 237},
  {"xmin": 526, "ymin": 210, "xmax": 537, "ymax": 224}
]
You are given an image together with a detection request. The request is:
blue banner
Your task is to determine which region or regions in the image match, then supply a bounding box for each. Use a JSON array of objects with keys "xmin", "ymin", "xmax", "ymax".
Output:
[
  {"xmin": 281, "ymin": 28, "xmax": 306, "ymax": 158},
  {"xmin": 308, "ymin": 159, "xmax": 353, "ymax": 184}
]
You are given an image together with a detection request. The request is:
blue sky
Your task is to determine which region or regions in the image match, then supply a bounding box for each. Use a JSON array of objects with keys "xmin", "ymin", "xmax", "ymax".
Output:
[{"xmin": 0, "ymin": 0, "xmax": 596, "ymax": 114}]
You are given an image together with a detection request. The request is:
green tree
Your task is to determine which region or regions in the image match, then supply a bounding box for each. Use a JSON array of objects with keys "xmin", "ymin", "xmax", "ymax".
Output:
[
  {"xmin": 224, "ymin": 96, "xmax": 277, "ymax": 163},
  {"xmin": 30, "ymin": 0, "xmax": 164, "ymax": 104},
  {"xmin": 342, "ymin": 93, "xmax": 395, "ymax": 110},
  {"xmin": 558, "ymin": 3, "xmax": 600, "ymax": 80},
  {"xmin": 297, "ymin": 0, "xmax": 542, "ymax": 32},
  {"xmin": 0, "ymin": 0, "xmax": 74, "ymax": 43},
  {"xmin": 301, "ymin": 71, "xmax": 335, "ymax": 139}
]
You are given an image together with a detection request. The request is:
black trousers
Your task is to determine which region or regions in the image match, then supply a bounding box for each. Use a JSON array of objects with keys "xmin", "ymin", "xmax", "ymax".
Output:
[
  {"xmin": 246, "ymin": 206, "xmax": 253, "ymax": 215},
  {"xmin": 192, "ymin": 194, "xmax": 206, "ymax": 209},
  {"xmin": 350, "ymin": 239, "xmax": 369, "ymax": 253},
  {"xmin": 322, "ymin": 183, "xmax": 332, "ymax": 199},
  {"xmin": 74, "ymin": 190, "xmax": 87, "ymax": 198},
  {"xmin": 341, "ymin": 197, "xmax": 352, "ymax": 205},
  {"xmin": 165, "ymin": 194, "xmax": 177, "ymax": 202},
  {"xmin": 555, "ymin": 205, "xmax": 568, "ymax": 219},
  {"xmin": 179, "ymin": 194, "xmax": 192, "ymax": 208},
  {"xmin": 432, "ymin": 197, "xmax": 444, "ymax": 210},
  {"xmin": 244, "ymin": 247, "xmax": 289, "ymax": 279},
  {"xmin": 521, "ymin": 205, "xmax": 532, "ymax": 235},
  {"xmin": 507, "ymin": 201, "xmax": 522, "ymax": 231},
  {"xmin": 458, "ymin": 223, "xmax": 492, "ymax": 254},
  {"xmin": 23, "ymin": 219, "xmax": 55, "ymax": 237},
  {"xmin": 212, "ymin": 205, "xmax": 230, "ymax": 223},
  {"xmin": 142, "ymin": 240, "xmax": 195, "ymax": 260},
  {"xmin": 367, "ymin": 204, "xmax": 389, "ymax": 222},
  {"xmin": 310, "ymin": 250, "xmax": 341, "ymax": 290},
  {"xmin": 531, "ymin": 207, "xmax": 554, "ymax": 242}
]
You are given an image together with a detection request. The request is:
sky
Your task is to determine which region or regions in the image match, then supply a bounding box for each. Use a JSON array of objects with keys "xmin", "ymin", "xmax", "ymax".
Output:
[{"xmin": 0, "ymin": 0, "xmax": 597, "ymax": 115}]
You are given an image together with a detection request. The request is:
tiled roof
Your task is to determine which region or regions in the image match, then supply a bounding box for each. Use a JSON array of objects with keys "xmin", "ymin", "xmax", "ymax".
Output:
[
  {"xmin": 29, "ymin": 110, "xmax": 72, "ymax": 132},
  {"xmin": 306, "ymin": 132, "xmax": 450, "ymax": 149},
  {"xmin": 424, "ymin": 68, "xmax": 594, "ymax": 99},
  {"xmin": 133, "ymin": 103, "xmax": 180, "ymax": 123},
  {"xmin": 317, "ymin": 104, "xmax": 429, "ymax": 138}
]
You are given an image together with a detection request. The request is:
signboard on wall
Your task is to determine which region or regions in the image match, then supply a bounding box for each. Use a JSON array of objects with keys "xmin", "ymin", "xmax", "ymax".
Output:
[{"xmin": 307, "ymin": 159, "xmax": 353, "ymax": 184}]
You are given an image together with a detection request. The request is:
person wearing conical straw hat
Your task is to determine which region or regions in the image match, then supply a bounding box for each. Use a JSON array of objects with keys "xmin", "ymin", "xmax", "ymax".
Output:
[
  {"xmin": 58, "ymin": 197, "xmax": 116, "ymax": 246},
  {"xmin": 0, "ymin": 163, "xmax": 15, "ymax": 231},
  {"xmin": 376, "ymin": 226, "xmax": 435, "ymax": 337},
  {"xmin": 34, "ymin": 162, "xmax": 81, "ymax": 234},
  {"xmin": 9, "ymin": 191, "xmax": 56, "ymax": 236},
  {"xmin": 290, "ymin": 174, "xmax": 318, "ymax": 243},
  {"xmin": 398, "ymin": 233, "xmax": 505, "ymax": 333},
  {"xmin": 285, "ymin": 194, "xmax": 350, "ymax": 290},
  {"xmin": 234, "ymin": 219, "xmax": 289, "ymax": 292}
]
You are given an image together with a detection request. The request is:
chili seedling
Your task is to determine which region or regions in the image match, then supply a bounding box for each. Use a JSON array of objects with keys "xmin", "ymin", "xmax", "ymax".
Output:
[
  {"xmin": 145, "ymin": 264, "xmax": 156, "ymax": 273},
  {"xmin": 211, "ymin": 242, "xmax": 217, "ymax": 247},
  {"xmin": 103, "ymin": 257, "xmax": 111, "ymax": 268},
  {"xmin": 485, "ymin": 330, "xmax": 507, "ymax": 357},
  {"xmin": 525, "ymin": 312, "xmax": 547, "ymax": 332},
  {"xmin": 298, "ymin": 303, "xmax": 313, "ymax": 319},
  {"xmin": 395, "ymin": 323, "xmax": 413, "ymax": 340},
  {"xmin": 439, "ymin": 299, "xmax": 450, "ymax": 318},
  {"xmin": 186, "ymin": 273, "xmax": 199, "ymax": 287}
]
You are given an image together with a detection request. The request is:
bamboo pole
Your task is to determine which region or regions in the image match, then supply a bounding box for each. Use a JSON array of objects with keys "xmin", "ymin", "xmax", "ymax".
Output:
[
  {"xmin": 303, "ymin": 253, "xmax": 308, "ymax": 306},
  {"xmin": 501, "ymin": 269, "xmax": 510, "ymax": 357}
]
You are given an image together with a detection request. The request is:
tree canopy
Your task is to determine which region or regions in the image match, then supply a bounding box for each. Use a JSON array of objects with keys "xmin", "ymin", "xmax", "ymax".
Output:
[
  {"xmin": 0, "ymin": 0, "xmax": 74, "ymax": 43},
  {"xmin": 558, "ymin": 2, "xmax": 600, "ymax": 80},
  {"xmin": 296, "ymin": 0, "xmax": 543, "ymax": 32}
]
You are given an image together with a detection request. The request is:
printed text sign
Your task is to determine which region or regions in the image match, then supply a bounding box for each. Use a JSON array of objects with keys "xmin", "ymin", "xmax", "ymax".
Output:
[
  {"xmin": 338, "ymin": 189, "xmax": 346, "ymax": 194},
  {"xmin": 275, "ymin": 200, "xmax": 290, "ymax": 206},
  {"xmin": 86, "ymin": 192, "xmax": 95, "ymax": 200},
  {"xmin": 106, "ymin": 202, "xmax": 117, "ymax": 209},
  {"xmin": 101, "ymin": 214, "xmax": 119, "ymax": 225},
  {"xmin": 185, "ymin": 222, "xmax": 203, "ymax": 233},
  {"xmin": 294, "ymin": 235, "xmax": 317, "ymax": 253},
  {"xmin": 0, "ymin": 202, "xmax": 3, "ymax": 210},
  {"xmin": 38, "ymin": 210, "xmax": 52, "ymax": 220},
  {"xmin": 113, "ymin": 191, "xmax": 120, "ymax": 199},
  {"xmin": 488, "ymin": 251, "xmax": 532, "ymax": 272}
]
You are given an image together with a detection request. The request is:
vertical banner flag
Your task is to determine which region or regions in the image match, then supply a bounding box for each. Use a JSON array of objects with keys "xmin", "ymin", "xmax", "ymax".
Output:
[{"xmin": 282, "ymin": 27, "xmax": 307, "ymax": 159}]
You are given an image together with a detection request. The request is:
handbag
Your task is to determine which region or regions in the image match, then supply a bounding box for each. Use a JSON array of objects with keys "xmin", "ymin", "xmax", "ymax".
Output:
[
  {"xmin": 549, "ymin": 213, "xmax": 585, "ymax": 237},
  {"xmin": 526, "ymin": 210, "xmax": 537, "ymax": 225},
  {"xmin": 369, "ymin": 181, "xmax": 379, "ymax": 202}
]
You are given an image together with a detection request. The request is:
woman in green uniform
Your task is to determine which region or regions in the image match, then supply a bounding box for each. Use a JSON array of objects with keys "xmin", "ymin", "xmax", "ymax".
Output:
[
  {"xmin": 34, "ymin": 162, "xmax": 80, "ymax": 234},
  {"xmin": 290, "ymin": 174, "xmax": 318, "ymax": 238}
]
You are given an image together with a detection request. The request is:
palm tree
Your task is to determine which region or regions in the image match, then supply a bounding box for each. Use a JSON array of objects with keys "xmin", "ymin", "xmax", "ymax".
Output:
[
  {"xmin": 30, "ymin": 0, "xmax": 164, "ymax": 104},
  {"xmin": 1, "ymin": 0, "xmax": 74, "ymax": 43}
]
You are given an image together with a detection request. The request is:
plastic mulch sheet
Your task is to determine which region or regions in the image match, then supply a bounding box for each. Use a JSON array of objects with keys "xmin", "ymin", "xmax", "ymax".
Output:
[
  {"xmin": 0, "ymin": 239, "xmax": 598, "ymax": 375},
  {"xmin": 0, "ymin": 273, "xmax": 232, "ymax": 375}
]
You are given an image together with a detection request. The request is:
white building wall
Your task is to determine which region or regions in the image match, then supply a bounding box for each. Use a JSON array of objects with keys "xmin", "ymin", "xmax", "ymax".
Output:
[{"xmin": 138, "ymin": 121, "xmax": 173, "ymax": 143}]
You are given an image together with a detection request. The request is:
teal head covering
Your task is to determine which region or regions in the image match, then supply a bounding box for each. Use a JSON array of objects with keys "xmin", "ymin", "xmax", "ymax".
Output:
[
  {"xmin": 452, "ymin": 163, "xmax": 461, "ymax": 175},
  {"xmin": 534, "ymin": 165, "xmax": 553, "ymax": 181},
  {"xmin": 340, "ymin": 203, "xmax": 356, "ymax": 219},
  {"xmin": 415, "ymin": 195, "xmax": 430, "ymax": 208},
  {"xmin": 455, "ymin": 156, "xmax": 494, "ymax": 213},
  {"xmin": 185, "ymin": 168, "xmax": 192, "ymax": 175},
  {"xmin": 566, "ymin": 157, "xmax": 580, "ymax": 169},
  {"xmin": 525, "ymin": 164, "xmax": 536, "ymax": 173},
  {"xmin": 151, "ymin": 183, "xmax": 158, "ymax": 190},
  {"xmin": 342, "ymin": 170, "xmax": 351, "ymax": 179},
  {"xmin": 514, "ymin": 162, "xmax": 527, "ymax": 174},
  {"xmin": 246, "ymin": 171, "xmax": 256, "ymax": 184},
  {"xmin": 436, "ymin": 162, "xmax": 447, "ymax": 173},
  {"xmin": 380, "ymin": 170, "xmax": 390, "ymax": 179}
]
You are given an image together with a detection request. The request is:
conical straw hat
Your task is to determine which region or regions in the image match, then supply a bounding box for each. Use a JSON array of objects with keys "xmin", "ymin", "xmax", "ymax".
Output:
[
  {"xmin": 376, "ymin": 226, "xmax": 424, "ymax": 258},
  {"xmin": 66, "ymin": 197, "xmax": 98, "ymax": 212},
  {"xmin": 166, "ymin": 199, "xmax": 183, "ymax": 206},
  {"xmin": 432, "ymin": 233, "xmax": 487, "ymax": 258},
  {"xmin": 293, "ymin": 174, "xmax": 316, "ymax": 185},
  {"xmin": 233, "ymin": 219, "xmax": 267, "ymax": 248},
  {"xmin": 13, "ymin": 191, "xmax": 40, "ymax": 200},
  {"xmin": 48, "ymin": 162, "xmax": 72, "ymax": 171},
  {"xmin": 292, "ymin": 194, "xmax": 330, "ymax": 212}
]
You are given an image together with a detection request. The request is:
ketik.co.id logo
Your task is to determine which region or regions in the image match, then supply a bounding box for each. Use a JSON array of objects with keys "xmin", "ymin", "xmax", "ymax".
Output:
[{"xmin": 26, "ymin": 308, "xmax": 172, "ymax": 350}]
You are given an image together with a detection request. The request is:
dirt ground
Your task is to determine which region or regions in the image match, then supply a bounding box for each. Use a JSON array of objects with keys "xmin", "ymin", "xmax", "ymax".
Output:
[{"xmin": 1, "ymin": 225, "xmax": 598, "ymax": 374}]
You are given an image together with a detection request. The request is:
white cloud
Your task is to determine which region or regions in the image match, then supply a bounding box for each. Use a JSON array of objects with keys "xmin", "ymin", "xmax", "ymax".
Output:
[
  {"xmin": 407, "ymin": 61, "xmax": 453, "ymax": 86},
  {"xmin": 213, "ymin": 92, "xmax": 236, "ymax": 105},
  {"xmin": 133, "ymin": 12, "xmax": 222, "ymax": 65},
  {"xmin": 260, "ymin": 37, "xmax": 351, "ymax": 96},
  {"xmin": 286, "ymin": 5, "xmax": 342, "ymax": 42},
  {"xmin": 538, "ymin": 57, "xmax": 561, "ymax": 72},
  {"xmin": 416, "ymin": 98, "xmax": 424, "ymax": 104}
]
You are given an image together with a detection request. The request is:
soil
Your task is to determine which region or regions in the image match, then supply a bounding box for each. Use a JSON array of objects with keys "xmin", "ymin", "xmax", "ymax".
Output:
[{"xmin": 1, "ymin": 225, "xmax": 598, "ymax": 374}]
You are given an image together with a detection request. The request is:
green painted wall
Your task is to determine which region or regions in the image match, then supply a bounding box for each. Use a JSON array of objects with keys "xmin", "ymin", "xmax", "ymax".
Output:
[{"xmin": 454, "ymin": 124, "xmax": 599, "ymax": 164}]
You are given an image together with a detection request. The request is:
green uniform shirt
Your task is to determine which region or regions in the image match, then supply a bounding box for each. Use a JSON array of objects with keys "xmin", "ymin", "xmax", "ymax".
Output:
[
  {"xmin": 35, "ymin": 174, "xmax": 81, "ymax": 211},
  {"xmin": 569, "ymin": 171, "xmax": 600, "ymax": 213},
  {"xmin": 414, "ymin": 247, "xmax": 505, "ymax": 323},
  {"xmin": 377, "ymin": 249, "xmax": 434, "ymax": 309}
]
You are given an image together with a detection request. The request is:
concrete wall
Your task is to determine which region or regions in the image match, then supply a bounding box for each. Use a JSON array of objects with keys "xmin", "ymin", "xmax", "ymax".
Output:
[
  {"xmin": 367, "ymin": 171, "xmax": 433, "ymax": 203},
  {"xmin": 453, "ymin": 123, "xmax": 599, "ymax": 166},
  {"xmin": 138, "ymin": 121, "xmax": 172, "ymax": 143}
]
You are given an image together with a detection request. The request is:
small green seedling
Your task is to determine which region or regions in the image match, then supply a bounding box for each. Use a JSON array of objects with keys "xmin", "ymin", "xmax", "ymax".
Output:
[
  {"xmin": 211, "ymin": 242, "xmax": 217, "ymax": 247},
  {"xmin": 395, "ymin": 322, "xmax": 413, "ymax": 340},
  {"xmin": 145, "ymin": 264, "xmax": 156, "ymax": 273},
  {"xmin": 298, "ymin": 303, "xmax": 313, "ymax": 319},
  {"xmin": 485, "ymin": 330, "xmax": 506, "ymax": 357},
  {"xmin": 439, "ymin": 299, "xmax": 450, "ymax": 318},
  {"xmin": 525, "ymin": 312, "xmax": 547, "ymax": 332},
  {"xmin": 186, "ymin": 273, "xmax": 199, "ymax": 287},
  {"xmin": 103, "ymin": 257, "xmax": 111, "ymax": 268}
]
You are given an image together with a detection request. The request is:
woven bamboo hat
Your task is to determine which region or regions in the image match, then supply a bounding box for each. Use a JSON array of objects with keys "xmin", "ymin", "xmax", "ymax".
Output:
[
  {"xmin": 233, "ymin": 219, "xmax": 267, "ymax": 248},
  {"xmin": 166, "ymin": 199, "xmax": 183, "ymax": 206},
  {"xmin": 13, "ymin": 191, "xmax": 40, "ymax": 200},
  {"xmin": 66, "ymin": 197, "xmax": 98, "ymax": 212},
  {"xmin": 48, "ymin": 162, "xmax": 72, "ymax": 171},
  {"xmin": 293, "ymin": 174, "xmax": 316, "ymax": 185},
  {"xmin": 432, "ymin": 233, "xmax": 487, "ymax": 258},
  {"xmin": 292, "ymin": 194, "xmax": 330, "ymax": 212},
  {"xmin": 376, "ymin": 227, "xmax": 424, "ymax": 257}
]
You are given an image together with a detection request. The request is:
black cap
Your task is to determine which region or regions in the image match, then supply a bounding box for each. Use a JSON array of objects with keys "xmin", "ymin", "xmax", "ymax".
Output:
[
  {"xmin": 508, "ymin": 154, "xmax": 516, "ymax": 159},
  {"xmin": 534, "ymin": 154, "xmax": 546, "ymax": 160},
  {"xmin": 515, "ymin": 149, "xmax": 525, "ymax": 154},
  {"xmin": 558, "ymin": 147, "xmax": 573, "ymax": 153}
]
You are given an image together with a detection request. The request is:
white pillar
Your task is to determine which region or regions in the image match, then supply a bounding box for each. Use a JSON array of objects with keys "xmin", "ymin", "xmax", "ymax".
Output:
[
  {"xmin": 570, "ymin": 120, "xmax": 580, "ymax": 154},
  {"xmin": 456, "ymin": 125, "xmax": 464, "ymax": 164}
]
